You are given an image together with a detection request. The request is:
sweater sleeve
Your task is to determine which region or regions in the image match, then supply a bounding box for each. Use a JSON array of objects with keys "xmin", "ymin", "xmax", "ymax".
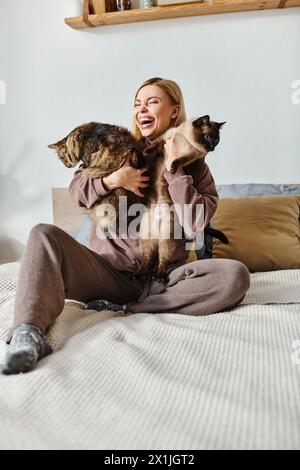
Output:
[
  {"xmin": 163, "ymin": 160, "xmax": 219, "ymax": 239},
  {"xmin": 68, "ymin": 166, "xmax": 112, "ymax": 209}
]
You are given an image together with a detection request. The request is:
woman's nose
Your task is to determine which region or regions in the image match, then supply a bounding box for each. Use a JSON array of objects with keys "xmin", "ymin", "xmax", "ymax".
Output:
[{"xmin": 139, "ymin": 103, "xmax": 148, "ymax": 113}]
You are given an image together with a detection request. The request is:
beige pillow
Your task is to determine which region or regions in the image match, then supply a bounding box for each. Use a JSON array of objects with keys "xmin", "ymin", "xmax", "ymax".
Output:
[{"xmin": 211, "ymin": 195, "xmax": 300, "ymax": 272}]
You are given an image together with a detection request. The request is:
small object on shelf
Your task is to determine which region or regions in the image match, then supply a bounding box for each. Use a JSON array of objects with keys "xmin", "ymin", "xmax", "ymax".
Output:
[
  {"xmin": 105, "ymin": 0, "xmax": 118, "ymax": 12},
  {"xmin": 117, "ymin": 0, "xmax": 132, "ymax": 10},
  {"xmin": 140, "ymin": 0, "xmax": 158, "ymax": 8}
]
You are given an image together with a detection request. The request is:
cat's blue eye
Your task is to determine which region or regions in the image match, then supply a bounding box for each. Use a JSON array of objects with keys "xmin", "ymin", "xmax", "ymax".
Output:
[{"xmin": 204, "ymin": 134, "xmax": 209, "ymax": 141}]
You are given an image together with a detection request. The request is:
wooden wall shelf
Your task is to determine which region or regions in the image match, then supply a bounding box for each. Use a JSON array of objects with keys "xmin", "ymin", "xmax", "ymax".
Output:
[{"xmin": 65, "ymin": 0, "xmax": 300, "ymax": 29}]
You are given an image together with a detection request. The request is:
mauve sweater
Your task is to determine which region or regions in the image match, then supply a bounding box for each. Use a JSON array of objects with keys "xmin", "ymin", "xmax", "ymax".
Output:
[{"xmin": 68, "ymin": 140, "xmax": 219, "ymax": 274}]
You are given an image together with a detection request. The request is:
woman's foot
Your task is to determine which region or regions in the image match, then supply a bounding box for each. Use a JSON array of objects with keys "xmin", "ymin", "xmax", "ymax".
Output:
[{"xmin": 1, "ymin": 324, "xmax": 52, "ymax": 375}]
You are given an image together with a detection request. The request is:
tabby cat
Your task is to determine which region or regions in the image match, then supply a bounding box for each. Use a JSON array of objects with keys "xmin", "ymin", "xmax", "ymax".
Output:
[{"xmin": 48, "ymin": 122, "xmax": 158, "ymax": 233}]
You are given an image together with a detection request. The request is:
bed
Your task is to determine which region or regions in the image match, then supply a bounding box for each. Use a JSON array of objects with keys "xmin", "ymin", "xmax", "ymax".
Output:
[{"xmin": 0, "ymin": 188, "xmax": 299, "ymax": 450}]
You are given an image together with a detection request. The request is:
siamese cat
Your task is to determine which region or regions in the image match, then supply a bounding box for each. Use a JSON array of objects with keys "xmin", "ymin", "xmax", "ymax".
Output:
[{"xmin": 138, "ymin": 115, "xmax": 227, "ymax": 281}]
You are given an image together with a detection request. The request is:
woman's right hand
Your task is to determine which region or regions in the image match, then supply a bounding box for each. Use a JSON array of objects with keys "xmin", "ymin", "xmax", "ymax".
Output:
[{"xmin": 102, "ymin": 157, "xmax": 150, "ymax": 198}]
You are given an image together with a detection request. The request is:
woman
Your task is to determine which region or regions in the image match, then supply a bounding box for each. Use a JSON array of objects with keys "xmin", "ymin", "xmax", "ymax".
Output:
[{"xmin": 2, "ymin": 77, "xmax": 250, "ymax": 375}]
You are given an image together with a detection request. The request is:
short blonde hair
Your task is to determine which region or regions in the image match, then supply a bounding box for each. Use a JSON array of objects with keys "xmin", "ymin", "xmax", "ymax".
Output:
[{"xmin": 132, "ymin": 77, "xmax": 187, "ymax": 140}]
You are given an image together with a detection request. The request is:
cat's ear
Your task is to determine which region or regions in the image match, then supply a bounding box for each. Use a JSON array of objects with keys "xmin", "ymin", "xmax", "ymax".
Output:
[
  {"xmin": 192, "ymin": 115, "xmax": 210, "ymax": 127},
  {"xmin": 48, "ymin": 137, "xmax": 67, "ymax": 149},
  {"xmin": 217, "ymin": 121, "xmax": 226, "ymax": 129},
  {"xmin": 48, "ymin": 142, "xmax": 59, "ymax": 149}
]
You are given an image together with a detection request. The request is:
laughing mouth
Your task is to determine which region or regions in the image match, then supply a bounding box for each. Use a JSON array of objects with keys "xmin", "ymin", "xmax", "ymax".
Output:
[{"xmin": 139, "ymin": 117, "xmax": 155, "ymax": 129}]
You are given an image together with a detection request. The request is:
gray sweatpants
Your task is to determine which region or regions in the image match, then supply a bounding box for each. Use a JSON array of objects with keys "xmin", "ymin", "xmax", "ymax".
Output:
[{"xmin": 6, "ymin": 223, "xmax": 250, "ymax": 342}]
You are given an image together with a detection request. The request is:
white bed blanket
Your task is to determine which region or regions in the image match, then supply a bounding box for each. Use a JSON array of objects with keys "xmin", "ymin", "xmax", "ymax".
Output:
[{"xmin": 0, "ymin": 262, "xmax": 299, "ymax": 450}]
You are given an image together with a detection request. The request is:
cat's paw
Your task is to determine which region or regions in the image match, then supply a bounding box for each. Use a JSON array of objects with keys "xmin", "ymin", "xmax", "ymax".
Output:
[
  {"xmin": 85, "ymin": 299, "xmax": 126, "ymax": 313},
  {"xmin": 152, "ymin": 272, "xmax": 169, "ymax": 283}
]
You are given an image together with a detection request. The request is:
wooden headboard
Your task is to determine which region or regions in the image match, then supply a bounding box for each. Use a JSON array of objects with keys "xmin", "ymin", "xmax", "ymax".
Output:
[{"xmin": 52, "ymin": 188, "xmax": 84, "ymax": 233}]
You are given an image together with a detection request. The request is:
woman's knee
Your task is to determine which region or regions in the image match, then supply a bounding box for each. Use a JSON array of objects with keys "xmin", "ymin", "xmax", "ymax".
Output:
[
  {"xmin": 224, "ymin": 259, "xmax": 250, "ymax": 297},
  {"xmin": 28, "ymin": 223, "xmax": 62, "ymax": 247},
  {"xmin": 30, "ymin": 223, "xmax": 59, "ymax": 238}
]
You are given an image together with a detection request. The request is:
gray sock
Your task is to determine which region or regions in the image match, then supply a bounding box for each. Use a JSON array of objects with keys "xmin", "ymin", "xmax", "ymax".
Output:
[{"xmin": 1, "ymin": 323, "xmax": 52, "ymax": 375}]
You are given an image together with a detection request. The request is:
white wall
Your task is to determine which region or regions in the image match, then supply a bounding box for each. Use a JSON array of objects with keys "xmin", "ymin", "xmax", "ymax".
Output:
[{"xmin": 0, "ymin": 0, "xmax": 300, "ymax": 262}]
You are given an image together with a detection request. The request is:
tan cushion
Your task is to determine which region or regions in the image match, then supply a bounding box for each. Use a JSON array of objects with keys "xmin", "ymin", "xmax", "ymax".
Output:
[{"xmin": 211, "ymin": 195, "xmax": 300, "ymax": 272}]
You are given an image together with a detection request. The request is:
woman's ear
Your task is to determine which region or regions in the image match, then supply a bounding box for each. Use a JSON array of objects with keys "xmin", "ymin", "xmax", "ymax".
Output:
[{"xmin": 171, "ymin": 106, "xmax": 179, "ymax": 119}]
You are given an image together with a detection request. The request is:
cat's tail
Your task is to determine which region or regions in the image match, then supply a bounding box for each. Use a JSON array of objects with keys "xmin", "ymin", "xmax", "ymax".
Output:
[{"xmin": 204, "ymin": 226, "xmax": 229, "ymax": 244}]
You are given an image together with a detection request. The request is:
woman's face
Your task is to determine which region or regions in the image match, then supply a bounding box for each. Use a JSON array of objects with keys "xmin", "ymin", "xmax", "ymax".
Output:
[{"xmin": 134, "ymin": 84, "xmax": 179, "ymax": 142}]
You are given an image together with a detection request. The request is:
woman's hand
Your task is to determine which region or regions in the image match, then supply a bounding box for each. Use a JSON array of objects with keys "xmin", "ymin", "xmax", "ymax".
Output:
[{"xmin": 102, "ymin": 157, "xmax": 149, "ymax": 198}]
